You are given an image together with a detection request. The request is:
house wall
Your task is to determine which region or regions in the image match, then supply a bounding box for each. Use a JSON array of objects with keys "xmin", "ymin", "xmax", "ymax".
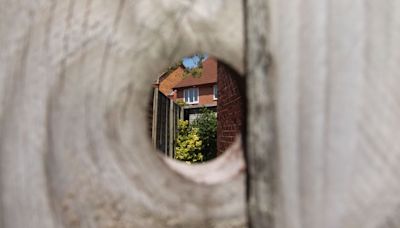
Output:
[
  {"xmin": 199, "ymin": 85, "xmax": 217, "ymax": 105},
  {"xmin": 176, "ymin": 84, "xmax": 217, "ymax": 106},
  {"xmin": 217, "ymin": 63, "xmax": 244, "ymax": 156}
]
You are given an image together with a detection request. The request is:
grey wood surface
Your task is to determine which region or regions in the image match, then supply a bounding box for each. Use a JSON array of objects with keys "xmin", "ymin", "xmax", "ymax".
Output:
[
  {"xmin": 0, "ymin": 0, "xmax": 245, "ymax": 227},
  {"xmin": 1, "ymin": 0, "xmax": 400, "ymax": 227},
  {"xmin": 269, "ymin": 1, "xmax": 400, "ymax": 228},
  {"xmin": 245, "ymin": 0, "xmax": 275, "ymax": 227}
]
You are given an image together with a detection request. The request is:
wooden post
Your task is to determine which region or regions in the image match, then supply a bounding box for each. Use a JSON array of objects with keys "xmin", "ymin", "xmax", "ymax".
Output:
[
  {"xmin": 152, "ymin": 88, "xmax": 159, "ymax": 148},
  {"xmin": 169, "ymin": 101, "xmax": 174, "ymax": 158},
  {"xmin": 246, "ymin": 0, "xmax": 400, "ymax": 228},
  {"xmin": 164, "ymin": 98, "xmax": 168, "ymax": 154},
  {"xmin": 180, "ymin": 106, "xmax": 184, "ymax": 120},
  {"xmin": 245, "ymin": 0, "xmax": 275, "ymax": 227},
  {"xmin": 0, "ymin": 1, "xmax": 246, "ymax": 227}
]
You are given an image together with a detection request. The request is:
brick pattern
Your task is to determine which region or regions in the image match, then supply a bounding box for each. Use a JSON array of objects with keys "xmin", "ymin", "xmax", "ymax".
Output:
[
  {"xmin": 176, "ymin": 84, "xmax": 218, "ymax": 106},
  {"xmin": 217, "ymin": 63, "xmax": 244, "ymax": 155}
]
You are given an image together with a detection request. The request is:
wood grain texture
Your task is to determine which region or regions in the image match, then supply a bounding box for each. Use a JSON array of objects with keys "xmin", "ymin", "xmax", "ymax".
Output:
[
  {"xmin": 246, "ymin": 0, "xmax": 400, "ymax": 227},
  {"xmin": 268, "ymin": 0, "xmax": 400, "ymax": 228},
  {"xmin": 2, "ymin": 0, "xmax": 400, "ymax": 227},
  {"xmin": 0, "ymin": 0, "xmax": 245, "ymax": 227},
  {"xmin": 245, "ymin": 0, "xmax": 275, "ymax": 227}
]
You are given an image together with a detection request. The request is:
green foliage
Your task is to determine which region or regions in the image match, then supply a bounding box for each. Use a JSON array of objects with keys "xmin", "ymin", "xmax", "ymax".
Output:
[
  {"xmin": 166, "ymin": 54, "xmax": 207, "ymax": 78},
  {"xmin": 191, "ymin": 108, "xmax": 217, "ymax": 161},
  {"xmin": 174, "ymin": 108, "xmax": 217, "ymax": 163},
  {"xmin": 185, "ymin": 54, "xmax": 207, "ymax": 69},
  {"xmin": 165, "ymin": 60, "xmax": 183, "ymax": 75},
  {"xmin": 175, "ymin": 99, "xmax": 186, "ymax": 107},
  {"xmin": 175, "ymin": 120, "xmax": 203, "ymax": 163},
  {"xmin": 183, "ymin": 67, "xmax": 203, "ymax": 78},
  {"xmin": 182, "ymin": 54, "xmax": 206, "ymax": 78}
]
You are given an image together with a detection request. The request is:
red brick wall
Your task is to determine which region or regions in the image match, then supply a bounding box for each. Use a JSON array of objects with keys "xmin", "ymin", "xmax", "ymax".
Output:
[
  {"xmin": 199, "ymin": 85, "xmax": 217, "ymax": 105},
  {"xmin": 176, "ymin": 84, "xmax": 217, "ymax": 106},
  {"xmin": 217, "ymin": 63, "xmax": 244, "ymax": 155}
]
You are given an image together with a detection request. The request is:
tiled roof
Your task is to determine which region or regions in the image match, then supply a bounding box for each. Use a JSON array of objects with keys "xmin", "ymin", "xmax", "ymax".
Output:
[
  {"xmin": 158, "ymin": 66, "xmax": 185, "ymax": 96},
  {"xmin": 173, "ymin": 58, "xmax": 217, "ymax": 89}
]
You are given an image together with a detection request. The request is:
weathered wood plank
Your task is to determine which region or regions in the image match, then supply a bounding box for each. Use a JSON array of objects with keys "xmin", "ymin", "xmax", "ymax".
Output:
[
  {"xmin": 245, "ymin": 0, "xmax": 276, "ymax": 227},
  {"xmin": 2, "ymin": 0, "xmax": 400, "ymax": 227},
  {"xmin": 246, "ymin": 0, "xmax": 400, "ymax": 228},
  {"xmin": 268, "ymin": 0, "xmax": 400, "ymax": 228},
  {"xmin": 0, "ymin": 0, "xmax": 246, "ymax": 227}
]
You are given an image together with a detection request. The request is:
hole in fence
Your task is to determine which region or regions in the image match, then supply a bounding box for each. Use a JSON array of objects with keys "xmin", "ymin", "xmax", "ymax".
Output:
[{"xmin": 148, "ymin": 54, "xmax": 245, "ymax": 166}]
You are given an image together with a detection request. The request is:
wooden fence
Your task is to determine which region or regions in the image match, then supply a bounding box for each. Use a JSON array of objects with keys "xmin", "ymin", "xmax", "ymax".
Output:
[
  {"xmin": 150, "ymin": 88, "xmax": 183, "ymax": 158},
  {"xmin": 1, "ymin": 0, "xmax": 400, "ymax": 227}
]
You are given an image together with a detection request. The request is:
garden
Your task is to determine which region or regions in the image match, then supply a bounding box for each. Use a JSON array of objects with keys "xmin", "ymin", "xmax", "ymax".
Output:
[{"xmin": 175, "ymin": 108, "xmax": 217, "ymax": 163}]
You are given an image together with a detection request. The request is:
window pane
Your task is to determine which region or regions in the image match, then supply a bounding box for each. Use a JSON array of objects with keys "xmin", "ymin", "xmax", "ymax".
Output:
[{"xmin": 184, "ymin": 88, "xmax": 199, "ymax": 103}]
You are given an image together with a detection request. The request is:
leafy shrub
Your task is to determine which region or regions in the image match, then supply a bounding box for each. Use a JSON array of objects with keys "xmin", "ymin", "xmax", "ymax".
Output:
[
  {"xmin": 183, "ymin": 67, "xmax": 203, "ymax": 78},
  {"xmin": 191, "ymin": 108, "xmax": 217, "ymax": 161},
  {"xmin": 175, "ymin": 120, "xmax": 203, "ymax": 163},
  {"xmin": 175, "ymin": 99, "xmax": 186, "ymax": 107}
]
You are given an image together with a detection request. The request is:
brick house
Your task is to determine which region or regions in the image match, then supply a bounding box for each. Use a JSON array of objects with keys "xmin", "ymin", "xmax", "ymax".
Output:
[
  {"xmin": 151, "ymin": 57, "xmax": 244, "ymax": 157},
  {"xmin": 173, "ymin": 58, "xmax": 219, "ymax": 121},
  {"xmin": 173, "ymin": 58, "xmax": 244, "ymax": 155}
]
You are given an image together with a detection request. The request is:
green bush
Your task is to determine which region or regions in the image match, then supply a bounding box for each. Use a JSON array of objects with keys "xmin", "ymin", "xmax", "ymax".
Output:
[
  {"xmin": 175, "ymin": 120, "xmax": 203, "ymax": 163},
  {"xmin": 175, "ymin": 99, "xmax": 186, "ymax": 107},
  {"xmin": 183, "ymin": 67, "xmax": 203, "ymax": 78},
  {"xmin": 191, "ymin": 108, "xmax": 217, "ymax": 161}
]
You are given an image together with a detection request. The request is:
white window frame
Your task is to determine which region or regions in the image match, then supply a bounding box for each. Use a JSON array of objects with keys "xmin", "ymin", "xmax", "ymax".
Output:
[
  {"xmin": 184, "ymin": 87, "xmax": 199, "ymax": 104},
  {"xmin": 213, "ymin": 84, "xmax": 218, "ymax": 100}
]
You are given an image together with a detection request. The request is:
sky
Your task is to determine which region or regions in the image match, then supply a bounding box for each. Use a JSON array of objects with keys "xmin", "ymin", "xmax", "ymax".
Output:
[{"xmin": 182, "ymin": 54, "xmax": 208, "ymax": 69}]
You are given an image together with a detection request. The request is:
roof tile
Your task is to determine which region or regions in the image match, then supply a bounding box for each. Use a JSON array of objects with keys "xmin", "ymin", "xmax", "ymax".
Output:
[{"xmin": 173, "ymin": 58, "xmax": 217, "ymax": 89}]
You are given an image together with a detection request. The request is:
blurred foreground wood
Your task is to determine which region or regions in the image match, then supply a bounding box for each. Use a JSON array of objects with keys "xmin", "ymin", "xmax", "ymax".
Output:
[
  {"xmin": 0, "ymin": 0, "xmax": 245, "ymax": 227},
  {"xmin": 1, "ymin": 0, "xmax": 400, "ymax": 228}
]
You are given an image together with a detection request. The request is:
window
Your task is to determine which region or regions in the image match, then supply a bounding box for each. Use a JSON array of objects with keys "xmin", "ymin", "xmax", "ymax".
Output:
[
  {"xmin": 184, "ymin": 87, "xmax": 199, "ymax": 104},
  {"xmin": 213, "ymin": 85, "xmax": 218, "ymax": 100}
]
